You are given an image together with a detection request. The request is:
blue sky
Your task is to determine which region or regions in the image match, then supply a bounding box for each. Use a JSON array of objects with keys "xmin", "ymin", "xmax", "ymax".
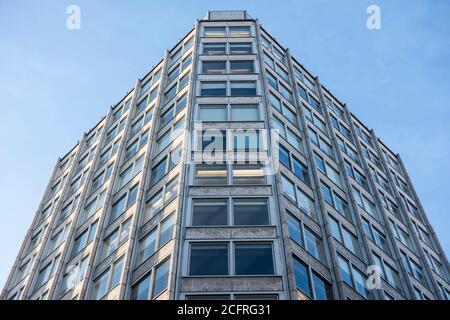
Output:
[{"xmin": 0, "ymin": 0, "xmax": 449, "ymax": 288}]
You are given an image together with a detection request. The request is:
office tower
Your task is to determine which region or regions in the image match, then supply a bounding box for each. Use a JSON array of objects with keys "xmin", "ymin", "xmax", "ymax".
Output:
[{"xmin": 2, "ymin": 10, "xmax": 449, "ymax": 300}]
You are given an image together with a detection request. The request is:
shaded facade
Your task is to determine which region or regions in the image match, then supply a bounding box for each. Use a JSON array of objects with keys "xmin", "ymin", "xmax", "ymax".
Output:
[{"xmin": 2, "ymin": 10, "xmax": 449, "ymax": 300}]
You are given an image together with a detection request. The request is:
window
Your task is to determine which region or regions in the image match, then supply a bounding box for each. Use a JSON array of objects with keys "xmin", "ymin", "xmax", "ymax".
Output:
[
  {"xmin": 287, "ymin": 213, "xmax": 302, "ymax": 244},
  {"xmin": 59, "ymin": 255, "xmax": 88, "ymax": 295},
  {"xmin": 45, "ymin": 222, "xmax": 71, "ymax": 256},
  {"xmin": 116, "ymin": 156, "xmax": 144, "ymax": 190},
  {"xmin": 372, "ymin": 252, "xmax": 402, "ymax": 291},
  {"xmin": 231, "ymin": 104, "xmax": 259, "ymax": 121},
  {"xmin": 194, "ymin": 163, "xmax": 227, "ymax": 185},
  {"xmin": 232, "ymin": 130, "xmax": 261, "ymax": 151},
  {"xmin": 229, "ymin": 26, "xmax": 251, "ymax": 37},
  {"xmin": 297, "ymin": 188, "xmax": 317, "ymax": 220},
  {"xmin": 130, "ymin": 259, "xmax": 170, "ymax": 300},
  {"xmin": 170, "ymin": 48, "xmax": 182, "ymax": 65},
  {"xmin": 338, "ymin": 255, "xmax": 370, "ymax": 299},
  {"xmin": 328, "ymin": 215, "xmax": 361, "ymax": 257},
  {"xmin": 288, "ymin": 213, "xmax": 323, "ymax": 260},
  {"xmin": 297, "ymin": 189, "xmax": 315, "ymax": 219},
  {"xmin": 345, "ymin": 161, "xmax": 369, "ymax": 191},
  {"xmin": 28, "ymin": 227, "xmax": 45, "ymax": 253},
  {"xmin": 202, "ymin": 61, "xmax": 226, "ymax": 74},
  {"xmin": 232, "ymin": 163, "xmax": 266, "ymax": 184},
  {"xmin": 292, "ymin": 256, "xmax": 332, "ymax": 299},
  {"xmin": 198, "ymin": 105, "xmax": 227, "ymax": 121},
  {"xmin": 137, "ymin": 229, "xmax": 157, "ymax": 263},
  {"xmin": 34, "ymin": 255, "xmax": 60, "ymax": 291},
  {"xmin": 362, "ymin": 218, "xmax": 390, "ymax": 253},
  {"xmin": 169, "ymin": 145, "xmax": 182, "ymax": 170},
  {"xmin": 109, "ymin": 195, "xmax": 126, "ymax": 223},
  {"xmin": 131, "ymin": 273, "xmax": 151, "ymax": 300},
  {"xmin": 279, "ymin": 145, "xmax": 290, "ymax": 169},
  {"xmin": 391, "ymin": 221, "xmax": 415, "ymax": 252},
  {"xmin": 229, "ymin": 42, "xmax": 252, "ymax": 54},
  {"xmin": 151, "ymin": 158, "xmax": 168, "ymax": 184},
  {"xmin": 159, "ymin": 214, "xmax": 175, "ymax": 247},
  {"xmin": 91, "ymin": 257, "xmax": 124, "ymax": 300},
  {"xmin": 235, "ymin": 243, "xmax": 274, "ymax": 275},
  {"xmin": 281, "ymin": 175, "xmax": 296, "ymax": 201},
  {"xmin": 312, "ymin": 272, "xmax": 333, "ymax": 300},
  {"xmin": 233, "ymin": 198, "xmax": 269, "ymax": 225},
  {"xmin": 200, "ymin": 82, "xmax": 226, "ymax": 96},
  {"xmin": 144, "ymin": 177, "xmax": 179, "ymax": 221},
  {"xmin": 293, "ymin": 257, "xmax": 311, "ymax": 296},
  {"xmin": 71, "ymin": 221, "xmax": 98, "ymax": 257},
  {"xmin": 167, "ymin": 66, "xmax": 180, "ymax": 84},
  {"xmin": 152, "ymin": 259, "xmax": 170, "ymax": 298},
  {"xmin": 315, "ymin": 154, "xmax": 342, "ymax": 188},
  {"xmin": 204, "ymin": 26, "xmax": 226, "ymax": 37},
  {"xmin": 203, "ymin": 43, "xmax": 226, "ymax": 55},
  {"xmin": 189, "ymin": 243, "xmax": 228, "ymax": 275},
  {"xmin": 192, "ymin": 199, "xmax": 228, "ymax": 226},
  {"xmin": 78, "ymin": 191, "xmax": 105, "ymax": 226},
  {"xmin": 90, "ymin": 164, "xmax": 113, "ymax": 193},
  {"xmin": 230, "ymin": 81, "xmax": 257, "ymax": 96},
  {"xmin": 101, "ymin": 219, "xmax": 132, "ymax": 260},
  {"xmin": 230, "ymin": 60, "xmax": 254, "ymax": 74},
  {"xmin": 321, "ymin": 182, "xmax": 351, "ymax": 221},
  {"xmin": 352, "ymin": 187, "xmax": 379, "ymax": 220}
]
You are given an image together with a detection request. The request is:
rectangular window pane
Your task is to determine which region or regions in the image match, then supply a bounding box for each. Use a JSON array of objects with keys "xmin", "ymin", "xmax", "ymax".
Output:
[
  {"xmin": 192, "ymin": 199, "xmax": 228, "ymax": 226},
  {"xmin": 203, "ymin": 43, "xmax": 226, "ymax": 55},
  {"xmin": 233, "ymin": 198, "xmax": 269, "ymax": 225},
  {"xmin": 198, "ymin": 105, "xmax": 227, "ymax": 121},
  {"xmin": 230, "ymin": 104, "xmax": 259, "ymax": 121},
  {"xmin": 202, "ymin": 61, "xmax": 226, "ymax": 75},
  {"xmin": 229, "ymin": 43, "xmax": 252, "ymax": 54},
  {"xmin": 204, "ymin": 27, "xmax": 226, "ymax": 37},
  {"xmin": 293, "ymin": 257, "xmax": 311, "ymax": 297},
  {"xmin": 195, "ymin": 164, "xmax": 227, "ymax": 185},
  {"xmin": 232, "ymin": 164, "xmax": 266, "ymax": 185},
  {"xmin": 235, "ymin": 243, "xmax": 274, "ymax": 275},
  {"xmin": 201, "ymin": 82, "xmax": 226, "ymax": 96},
  {"xmin": 230, "ymin": 60, "xmax": 254, "ymax": 74},
  {"xmin": 189, "ymin": 243, "xmax": 228, "ymax": 275},
  {"xmin": 152, "ymin": 259, "xmax": 170, "ymax": 298},
  {"xmin": 230, "ymin": 81, "xmax": 256, "ymax": 96}
]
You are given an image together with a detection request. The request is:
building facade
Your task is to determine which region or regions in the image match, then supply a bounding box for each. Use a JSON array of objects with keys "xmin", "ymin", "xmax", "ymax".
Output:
[{"xmin": 2, "ymin": 10, "xmax": 449, "ymax": 301}]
